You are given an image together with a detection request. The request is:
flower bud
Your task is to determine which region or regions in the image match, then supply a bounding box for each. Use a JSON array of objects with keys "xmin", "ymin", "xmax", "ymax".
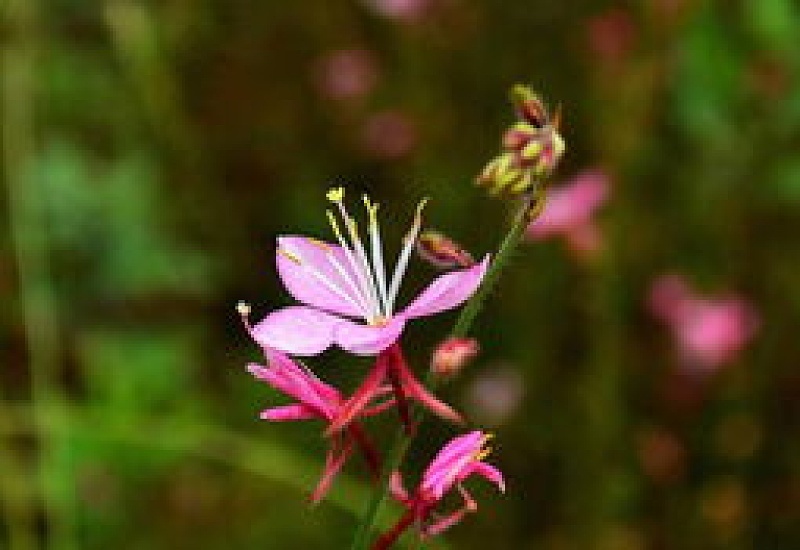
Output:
[
  {"xmin": 477, "ymin": 85, "xmax": 566, "ymax": 198},
  {"xmin": 510, "ymin": 84, "xmax": 549, "ymax": 128},
  {"xmin": 416, "ymin": 230, "xmax": 475, "ymax": 269},
  {"xmin": 431, "ymin": 337, "xmax": 479, "ymax": 379}
]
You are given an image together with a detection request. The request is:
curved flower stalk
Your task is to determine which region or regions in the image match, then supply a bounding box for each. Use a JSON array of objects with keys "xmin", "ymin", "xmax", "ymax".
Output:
[
  {"xmin": 373, "ymin": 431, "xmax": 505, "ymax": 549},
  {"xmin": 241, "ymin": 187, "xmax": 489, "ymax": 357},
  {"xmin": 247, "ymin": 347, "xmax": 391, "ymax": 503}
]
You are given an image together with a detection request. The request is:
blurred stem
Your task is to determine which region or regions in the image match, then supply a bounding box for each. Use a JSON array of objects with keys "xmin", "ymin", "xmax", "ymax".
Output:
[
  {"xmin": 349, "ymin": 194, "xmax": 537, "ymax": 550},
  {"xmin": 2, "ymin": 1, "xmax": 75, "ymax": 549}
]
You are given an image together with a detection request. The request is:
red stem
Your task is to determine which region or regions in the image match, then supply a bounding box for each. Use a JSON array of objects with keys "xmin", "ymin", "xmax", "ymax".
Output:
[{"xmin": 371, "ymin": 508, "xmax": 417, "ymax": 550}]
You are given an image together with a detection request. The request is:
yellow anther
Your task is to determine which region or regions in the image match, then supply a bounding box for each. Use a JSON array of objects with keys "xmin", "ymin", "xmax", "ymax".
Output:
[
  {"xmin": 481, "ymin": 433, "xmax": 496, "ymax": 444},
  {"xmin": 326, "ymin": 187, "xmax": 345, "ymax": 203},
  {"xmin": 277, "ymin": 248, "xmax": 302, "ymax": 265},
  {"xmin": 363, "ymin": 195, "xmax": 380, "ymax": 226},
  {"xmin": 475, "ymin": 446, "xmax": 493, "ymax": 461},
  {"xmin": 236, "ymin": 301, "xmax": 251, "ymax": 316}
]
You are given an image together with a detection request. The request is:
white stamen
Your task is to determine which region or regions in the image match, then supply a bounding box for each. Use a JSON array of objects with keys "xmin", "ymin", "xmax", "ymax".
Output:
[
  {"xmin": 364, "ymin": 196, "xmax": 390, "ymax": 315},
  {"xmin": 387, "ymin": 199, "xmax": 428, "ymax": 313},
  {"xmin": 326, "ymin": 208, "xmax": 382, "ymax": 322},
  {"xmin": 317, "ymin": 243, "xmax": 374, "ymax": 316},
  {"xmin": 336, "ymin": 201, "xmax": 383, "ymax": 319}
]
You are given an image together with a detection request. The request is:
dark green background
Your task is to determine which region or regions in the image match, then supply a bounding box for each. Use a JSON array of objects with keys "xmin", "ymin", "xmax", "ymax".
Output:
[{"xmin": 2, "ymin": 1, "xmax": 800, "ymax": 548}]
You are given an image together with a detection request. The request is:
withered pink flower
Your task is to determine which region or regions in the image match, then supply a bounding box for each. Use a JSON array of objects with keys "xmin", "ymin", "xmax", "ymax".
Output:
[
  {"xmin": 247, "ymin": 348, "xmax": 390, "ymax": 503},
  {"xmin": 648, "ymin": 274, "xmax": 759, "ymax": 372},
  {"xmin": 526, "ymin": 170, "xmax": 609, "ymax": 255},
  {"xmin": 313, "ymin": 48, "xmax": 379, "ymax": 101},
  {"xmin": 375, "ymin": 431, "xmax": 505, "ymax": 548}
]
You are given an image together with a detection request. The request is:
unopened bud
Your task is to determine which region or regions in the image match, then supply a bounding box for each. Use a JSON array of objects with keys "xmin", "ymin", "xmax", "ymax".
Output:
[
  {"xmin": 416, "ymin": 230, "xmax": 475, "ymax": 269},
  {"xmin": 478, "ymin": 85, "xmax": 566, "ymax": 198},
  {"xmin": 431, "ymin": 337, "xmax": 479, "ymax": 379},
  {"xmin": 510, "ymin": 85, "xmax": 549, "ymax": 128}
]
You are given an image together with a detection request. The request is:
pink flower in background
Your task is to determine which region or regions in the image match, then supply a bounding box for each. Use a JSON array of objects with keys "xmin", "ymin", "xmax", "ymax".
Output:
[
  {"xmin": 463, "ymin": 366, "xmax": 524, "ymax": 427},
  {"xmin": 585, "ymin": 8, "xmax": 637, "ymax": 67},
  {"xmin": 313, "ymin": 48, "xmax": 379, "ymax": 101},
  {"xmin": 526, "ymin": 170, "xmax": 609, "ymax": 255},
  {"xmin": 360, "ymin": 110, "xmax": 418, "ymax": 160},
  {"xmin": 648, "ymin": 274, "xmax": 759, "ymax": 373},
  {"xmin": 247, "ymin": 348, "xmax": 389, "ymax": 503},
  {"xmin": 375, "ymin": 431, "xmax": 505, "ymax": 547},
  {"xmin": 362, "ymin": 0, "xmax": 432, "ymax": 23},
  {"xmin": 241, "ymin": 188, "xmax": 488, "ymax": 357}
]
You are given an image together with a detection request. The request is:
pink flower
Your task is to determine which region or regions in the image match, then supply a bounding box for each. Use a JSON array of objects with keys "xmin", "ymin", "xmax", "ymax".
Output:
[
  {"xmin": 241, "ymin": 187, "xmax": 489, "ymax": 357},
  {"xmin": 648, "ymin": 274, "xmax": 759, "ymax": 373},
  {"xmin": 362, "ymin": 0, "xmax": 432, "ymax": 23},
  {"xmin": 360, "ymin": 110, "xmax": 418, "ymax": 160},
  {"xmin": 375, "ymin": 431, "xmax": 505, "ymax": 548},
  {"xmin": 313, "ymin": 48, "xmax": 379, "ymax": 101},
  {"xmin": 247, "ymin": 348, "xmax": 391, "ymax": 503},
  {"xmin": 526, "ymin": 170, "xmax": 609, "ymax": 255}
]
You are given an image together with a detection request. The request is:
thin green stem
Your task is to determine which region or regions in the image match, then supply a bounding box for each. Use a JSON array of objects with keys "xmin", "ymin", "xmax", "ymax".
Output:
[
  {"xmin": 3, "ymin": 1, "xmax": 75, "ymax": 548},
  {"xmin": 349, "ymin": 193, "xmax": 538, "ymax": 550}
]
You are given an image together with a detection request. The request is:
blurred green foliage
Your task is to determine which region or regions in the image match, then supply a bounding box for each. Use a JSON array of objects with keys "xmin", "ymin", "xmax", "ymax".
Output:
[{"xmin": 2, "ymin": 0, "xmax": 800, "ymax": 549}]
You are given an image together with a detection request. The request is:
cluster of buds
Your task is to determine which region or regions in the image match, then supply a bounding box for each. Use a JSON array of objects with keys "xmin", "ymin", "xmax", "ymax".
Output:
[{"xmin": 477, "ymin": 85, "xmax": 566, "ymax": 197}]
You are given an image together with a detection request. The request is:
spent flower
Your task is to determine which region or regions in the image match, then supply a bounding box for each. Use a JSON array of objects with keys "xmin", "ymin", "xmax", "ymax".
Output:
[
  {"xmin": 374, "ymin": 431, "xmax": 505, "ymax": 548},
  {"xmin": 247, "ymin": 348, "xmax": 390, "ymax": 503}
]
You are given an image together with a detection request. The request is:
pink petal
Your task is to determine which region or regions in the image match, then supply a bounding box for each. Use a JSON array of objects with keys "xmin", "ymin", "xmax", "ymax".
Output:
[
  {"xmin": 425, "ymin": 431, "xmax": 483, "ymax": 478},
  {"xmin": 276, "ymin": 235, "xmax": 364, "ymax": 318},
  {"xmin": 468, "ymin": 462, "xmax": 506, "ymax": 493},
  {"xmin": 249, "ymin": 306, "xmax": 342, "ymax": 356},
  {"xmin": 401, "ymin": 256, "xmax": 490, "ymax": 320},
  {"xmin": 527, "ymin": 171, "xmax": 609, "ymax": 238},
  {"xmin": 334, "ymin": 315, "xmax": 407, "ymax": 355},
  {"xmin": 260, "ymin": 403, "xmax": 317, "ymax": 421},
  {"xmin": 267, "ymin": 349, "xmax": 341, "ymax": 405}
]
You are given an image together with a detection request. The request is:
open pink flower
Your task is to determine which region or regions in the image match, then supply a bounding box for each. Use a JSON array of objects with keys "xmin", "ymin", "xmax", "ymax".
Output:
[
  {"xmin": 247, "ymin": 348, "xmax": 392, "ymax": 503},
  {"xmin": 526, "ymin": 170, "xmax": 609, "ymax": 255},
  {"xmin": 375, "ymin": 431, "xmax": 505, "ymax": 548},
  {"xmin": 241, "ymin": 187, "xmax": 489, "ymax": 357},
  {"xmin": 648, "ymin": 274, "xmax": 759, "ymax": 373}
]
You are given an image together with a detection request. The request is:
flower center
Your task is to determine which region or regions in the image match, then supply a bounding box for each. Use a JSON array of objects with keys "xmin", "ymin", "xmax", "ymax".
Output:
[{"xmin": 280, "ymin": 188, "xmax": 427, "ymax": 326}]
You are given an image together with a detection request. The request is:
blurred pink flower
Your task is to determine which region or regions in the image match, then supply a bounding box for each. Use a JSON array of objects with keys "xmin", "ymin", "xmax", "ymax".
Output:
[
  {"xmin": 463, "ymin": 366, "xmax": 524, "ymax": 427},
  {"xmin": 648, "ymin": 274, "xmax": 759, "ymax": 373},
  {"xmin": 313, "ymin": 48, "xmax": 379, "ymax": 101},
  {"xmin": 360, "ymin": 110, "xmax": 418, "ymax": 160},
  {"xmin": 585, "ymin": 8, "xmax": 637, "ymax": 67},
  {"xmin": 362, "ymin": 0, "xmax": 432, "ymax": 23},
  {"xmin": 376, "ymin": 431, "xmax": 505, "ymax": 547},
  {"xmin": 526, "ymin": 170, "xmax": 610, "ymax": 255}
]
